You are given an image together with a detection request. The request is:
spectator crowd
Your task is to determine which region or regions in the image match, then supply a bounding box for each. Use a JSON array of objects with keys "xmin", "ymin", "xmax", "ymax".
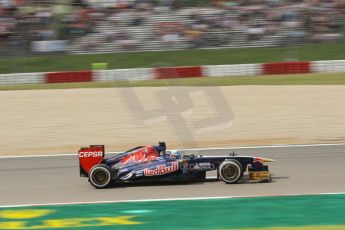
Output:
[{"xmin": 0, "ymin": 0, "xmax": 344, "ymax": 54}]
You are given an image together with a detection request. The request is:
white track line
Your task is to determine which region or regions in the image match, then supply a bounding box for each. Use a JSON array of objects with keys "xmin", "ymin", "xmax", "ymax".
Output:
[
  {"xmin": 1, "ymin": 142, "xmax": 345, "ymax": 159},
  {"xmin": 180, "ymin": 142, "xmax": 345, "ymax": 151},
  {"xmin": 1, "ymin": 192, "xmax": 345, "ymax": 208},
  {"xmin": 0, "ymin": 152, "xmax": 120, "ymax": 159}
]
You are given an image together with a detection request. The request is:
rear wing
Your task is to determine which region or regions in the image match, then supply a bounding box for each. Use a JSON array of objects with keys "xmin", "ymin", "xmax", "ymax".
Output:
[{"xmin": 78, "ymin": 145, "xmax": 105, "ymax": 177}]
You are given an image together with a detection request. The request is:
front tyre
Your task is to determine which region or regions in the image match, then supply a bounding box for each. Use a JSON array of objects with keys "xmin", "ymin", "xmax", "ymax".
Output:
[
  {"xmin": 218, "ymin": 160, "xmax": 243, "ymax": 184},
  {"xmin": 89, "ymin": 164, "xmax": 112, "ymax": 189}
]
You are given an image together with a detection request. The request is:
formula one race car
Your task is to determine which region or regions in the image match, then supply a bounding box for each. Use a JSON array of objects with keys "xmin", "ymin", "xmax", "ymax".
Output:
[{"xmin": 78, "ymin": 142, "xmax": 274, "ymax": 188}]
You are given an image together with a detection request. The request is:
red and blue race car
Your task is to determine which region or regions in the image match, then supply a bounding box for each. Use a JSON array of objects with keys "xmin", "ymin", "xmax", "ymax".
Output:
[{"xmin": 78, "ymin": 142, "xmax": 274, "ymax": 188}]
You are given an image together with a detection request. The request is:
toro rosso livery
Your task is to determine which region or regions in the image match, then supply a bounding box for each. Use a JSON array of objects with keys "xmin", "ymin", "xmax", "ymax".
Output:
[{"xmin": 78, "ymin": 142, "xmax": 274, "ymax": 188}]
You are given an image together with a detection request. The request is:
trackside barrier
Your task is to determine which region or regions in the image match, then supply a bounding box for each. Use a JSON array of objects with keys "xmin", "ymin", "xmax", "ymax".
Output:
[
  {"xmin": 0, "ymin": 60, "xmax": 345, "ymax": 86},
  {"xmin": 154, "ymin": 66, "xmax": 202, "ymax": 79},
  {"xmin": 45, "ymin": 70, "xmax": 93, "ymax": 84},
  {"xmin": 0, "ymin": 73, "xmax": 44, "ymax": 85},
  {"xmin": 311, "ymin": 60, "xmax": 345, "ymax": 73},
  {"xmin": 263, "ymin": 62, "xmax": 311, "ymax": 75},
  {"xmin": 94, "ymin": 68, "xmax": 154, "ymax": 82},
  {"xmin": 204, "ymin": 64, "xmax": 261, "ymax": 77}
]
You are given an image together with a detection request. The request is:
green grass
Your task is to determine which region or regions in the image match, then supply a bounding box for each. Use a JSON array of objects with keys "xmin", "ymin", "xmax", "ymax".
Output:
[
  {"xmin": 0, "ymin": 194, "xmax": 344, "ymax": 230},
  {"xmin": 1, "ymin": 72, "xmax": 344, "ymax": 91},
  {"xmin": 1, "ymin": 43, "xmax": 345, "ymax": 74}
]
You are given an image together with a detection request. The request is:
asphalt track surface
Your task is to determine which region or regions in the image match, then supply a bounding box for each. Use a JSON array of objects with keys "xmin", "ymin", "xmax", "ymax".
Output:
[{"xmin": 1, "ymin": 144, "xmax": 345, "ymax": 206}]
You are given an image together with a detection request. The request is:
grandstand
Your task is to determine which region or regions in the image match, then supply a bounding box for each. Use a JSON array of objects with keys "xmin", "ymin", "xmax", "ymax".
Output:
[{"xmin": 0, "ymin": 0, "xmax": 344, "ymax": 56}]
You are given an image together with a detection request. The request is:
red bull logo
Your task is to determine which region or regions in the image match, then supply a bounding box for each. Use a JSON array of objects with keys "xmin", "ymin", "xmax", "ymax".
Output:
[{"xmin": 144, "ymin": 162, "xmax": 179, "ymax": 176}]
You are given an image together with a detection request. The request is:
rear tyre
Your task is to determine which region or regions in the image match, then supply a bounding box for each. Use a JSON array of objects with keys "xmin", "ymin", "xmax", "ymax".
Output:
[
  {"xmin": 218, "ymin": 160, "xmax": 243, "ymax": 184},
  {"xmin": 89, "ymin": 164, "xmax": 112, "ymax": 189}
]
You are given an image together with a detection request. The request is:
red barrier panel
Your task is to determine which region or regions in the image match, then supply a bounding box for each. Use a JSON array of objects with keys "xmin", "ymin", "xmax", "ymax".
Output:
[
  {"xmin": 46, "ymin": 70, "xmax": 93, "ymax": 84},
  {"xmin": 154, "ymin": 66, "xmax": 203, "ymax": 79},
  {"xmin": 263, "ymin": 62, "xmax": 311, "ymax": 75}
]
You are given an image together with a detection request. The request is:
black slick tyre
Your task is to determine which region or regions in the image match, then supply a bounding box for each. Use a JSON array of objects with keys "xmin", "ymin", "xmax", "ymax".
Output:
[
  {"xmin": 88, "ymin": 164, "xmax": 112, "ymax": 189},
  {"xmin": 218, "ymin": 160, "xmax": 243, "ymax": 184}
]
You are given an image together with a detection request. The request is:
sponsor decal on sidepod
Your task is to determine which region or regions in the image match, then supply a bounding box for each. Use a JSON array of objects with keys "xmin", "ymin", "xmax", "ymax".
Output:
[{"xmin": 144, "ymin": 162, "xmax": 179, "ymax": 176}]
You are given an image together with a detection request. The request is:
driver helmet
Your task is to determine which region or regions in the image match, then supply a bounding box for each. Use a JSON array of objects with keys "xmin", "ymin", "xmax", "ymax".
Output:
[{"xmin": 170, "ymin": 150, "xmax": 181, "ymax": 159}]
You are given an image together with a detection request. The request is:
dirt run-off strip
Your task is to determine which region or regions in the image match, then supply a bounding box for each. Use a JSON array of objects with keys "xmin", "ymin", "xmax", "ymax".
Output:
[{"xmin": 1, "ymin": 85, "xmax": 345, "ymax": 155}]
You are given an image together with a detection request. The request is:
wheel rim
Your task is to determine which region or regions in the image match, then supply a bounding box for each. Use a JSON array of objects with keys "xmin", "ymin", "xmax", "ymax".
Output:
[
  {"xmin": 91, "ymin": 169, "xmax": 109, "ymax": 186},
  {"xmin": 221, "ymin": 164, "xmax": 239, "ymax": 181}
]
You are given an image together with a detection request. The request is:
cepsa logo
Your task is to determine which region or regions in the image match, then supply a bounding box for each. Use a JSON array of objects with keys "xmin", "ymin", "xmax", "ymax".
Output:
[
  {"xmin": 144, "ymin": 162, "xmax": 179, "ymax": 176},
  {"xmin": 78, "ymin": 151, "xmax": 103, "ymax": 158}
]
